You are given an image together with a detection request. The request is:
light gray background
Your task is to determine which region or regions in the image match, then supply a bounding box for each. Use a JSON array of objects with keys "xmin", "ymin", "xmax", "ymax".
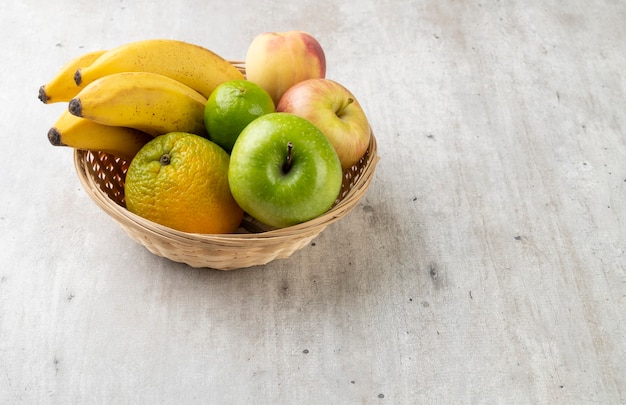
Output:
[{"xmin": 1, "ymin": 0, "xmax": 624, "ymax": 403}]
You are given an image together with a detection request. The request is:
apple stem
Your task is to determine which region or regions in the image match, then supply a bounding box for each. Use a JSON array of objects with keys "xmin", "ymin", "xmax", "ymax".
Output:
[
  {"xmin": 283, "ymin": 142, "xmax": 294, "ymax": 173},
  {"xmin": 336, "ymin": 97, "xmax": 354, "ymax": 116}
]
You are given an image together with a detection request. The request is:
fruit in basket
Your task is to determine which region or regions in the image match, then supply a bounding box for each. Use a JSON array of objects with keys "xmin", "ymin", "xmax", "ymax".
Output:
[
  {"xmin": 204, "ymin": 80, "xmax": 275, "ymax": 153},
  {"xmin": 68, "ymin": 72, "xmax": 207, "ymax": 137},
  {"xmin": 74, "ymin": 39, "xmax": 243, "ymax": 99},
  {"xmin": 48, "ymin": 110, "xmax": 152, "ymax": 161},
  {"xmin": 38, "ymin": 49, "xmax": 107, "ymax": 104},
  {"xmin": 245, "ymin": 31, "xmax": 326, "ymax": 105},
  {"xmin": 125, "ymin": 132, "xmax": 243, "ymax": 234},
  {"xmin": 229, "ymin": 113, "xmax": 342, "ymax": 228},
  {"xmin": 276, "ymin": 78, "xmax": 371, "ymax": 170}
]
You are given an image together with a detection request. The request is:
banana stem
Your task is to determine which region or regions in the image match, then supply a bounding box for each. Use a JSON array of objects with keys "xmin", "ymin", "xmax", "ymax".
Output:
[
  {"xmin": 74, "ymin": 70, "xmax": 83, "ymax": 86},
  {"xmin": 38, "ymin": 86, "xmax": 49, "ymax": 104},
  {"xmin": 47, "ymin": 128, "xmax": 64, "ymax": 146},
  {"xmin": 68, "ymin": 99, "xmax": 82, "ymax": 117}
]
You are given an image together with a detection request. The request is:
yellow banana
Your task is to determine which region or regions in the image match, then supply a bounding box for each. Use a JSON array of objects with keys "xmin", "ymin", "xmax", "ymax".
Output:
[
  {"xmin": 74, "ymin": 39, "xmax": 244, "ymax": 99},
  {"xmin": 48, "ymin": 110, "xmax": 153, "ymax": 161},
  {"xmin": 68, "ymin": 71, "xmax": 208, "ymax": 137},
  {"xmin": 38, "ymin": 49, "xmax": 107, "ymax": 104}
]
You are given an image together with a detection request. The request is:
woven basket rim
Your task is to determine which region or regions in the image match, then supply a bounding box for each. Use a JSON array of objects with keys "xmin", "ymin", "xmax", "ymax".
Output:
[{"xmin": 74, "ymin": 132, "xmax": 379, "ymax": 242}]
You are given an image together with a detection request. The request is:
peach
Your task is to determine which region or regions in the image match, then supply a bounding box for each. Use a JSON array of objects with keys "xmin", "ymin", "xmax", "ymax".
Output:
[{"xmin": 245, "ymin": 31, "xmax": 326, "ymax": 105}]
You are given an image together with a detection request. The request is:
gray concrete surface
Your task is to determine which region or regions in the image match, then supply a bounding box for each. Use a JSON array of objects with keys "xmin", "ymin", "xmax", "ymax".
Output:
[{"xmin": 1, "ymin": 0, "xmax": 625, "ymax": 403}]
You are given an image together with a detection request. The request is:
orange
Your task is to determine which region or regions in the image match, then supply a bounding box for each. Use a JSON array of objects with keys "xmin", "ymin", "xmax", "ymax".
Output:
[
  {"xmin": 125, "ymin": 132, "xmax": 243, "ymax": 234},
  {"xmin": 204, "ymin": 79, "xmax": 275, "ymax": 153}
]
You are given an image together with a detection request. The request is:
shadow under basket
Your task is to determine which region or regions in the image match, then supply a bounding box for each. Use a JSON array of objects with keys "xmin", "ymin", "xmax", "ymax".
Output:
[{"xmin": 73, "ymin": 132, "xmax": 379, "ymax": 270}]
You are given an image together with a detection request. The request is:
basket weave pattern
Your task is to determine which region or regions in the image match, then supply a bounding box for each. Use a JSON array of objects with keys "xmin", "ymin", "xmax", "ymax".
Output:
[{"xmin": 74, "ymin": 132, "xmax": 378, "ymax": 270}]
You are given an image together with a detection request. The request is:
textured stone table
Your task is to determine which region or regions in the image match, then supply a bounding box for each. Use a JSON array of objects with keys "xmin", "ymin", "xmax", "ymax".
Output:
[{"xmin": 1, "ymin": 1, "xmax": 624, "ymax": 403}]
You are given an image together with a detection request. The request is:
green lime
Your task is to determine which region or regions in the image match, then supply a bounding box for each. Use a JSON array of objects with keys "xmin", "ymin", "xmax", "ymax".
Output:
[{"xmin": 204, "ymin": 79, "xmax": 275, "ymax": 153}]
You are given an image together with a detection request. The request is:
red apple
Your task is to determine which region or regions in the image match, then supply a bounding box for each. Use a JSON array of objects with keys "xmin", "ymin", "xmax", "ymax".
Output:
[
  {"xmin": 276, "ymin": 78, "xmax": 371, "ymax": 170},
  {"xmin": 245, "ymin": 31, "xmax": 326, "ymax": 105}
]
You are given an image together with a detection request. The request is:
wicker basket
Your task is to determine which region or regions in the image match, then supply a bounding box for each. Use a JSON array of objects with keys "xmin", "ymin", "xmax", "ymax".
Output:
[{"xmin": 73, "ymin": 131, "xmax": 379, "ymax": 270}]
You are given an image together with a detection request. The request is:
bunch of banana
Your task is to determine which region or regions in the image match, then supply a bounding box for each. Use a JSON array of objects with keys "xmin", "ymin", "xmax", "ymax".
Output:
[{"xmin": 40, "ymin": 39, "xmax": 244, "ymax": 160}]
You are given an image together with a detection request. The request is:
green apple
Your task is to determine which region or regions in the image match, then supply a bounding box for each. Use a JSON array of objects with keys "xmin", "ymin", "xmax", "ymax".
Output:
[
  {"xmin": 228, "ymin": 112, "xmax": 343, "ymax": 228},
  {"xmin": 276, "ymin": 78, "xmax": 371, "ymax": 170}
]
